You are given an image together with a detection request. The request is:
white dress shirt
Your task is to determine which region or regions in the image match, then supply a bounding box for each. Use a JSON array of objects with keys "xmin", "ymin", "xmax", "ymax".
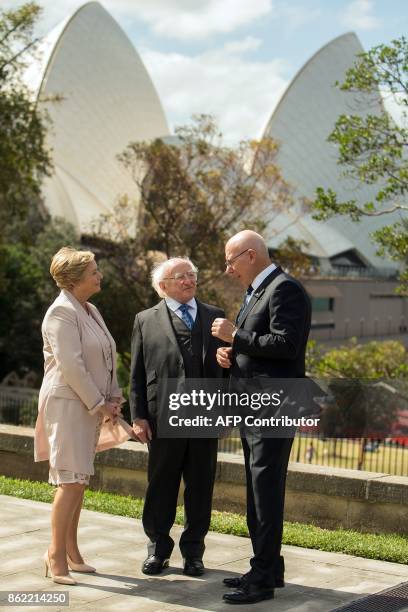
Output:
[
  {"xmin": 247, "ymin": 263, "xmax": 277, "ymax": 300},
  {"xmin": 165, "ymin": 297, "xmax": 198, "ymax": 322},
  {"xmin": 232, "ymin": 263, "xmax": 278, "ymax": 339}
]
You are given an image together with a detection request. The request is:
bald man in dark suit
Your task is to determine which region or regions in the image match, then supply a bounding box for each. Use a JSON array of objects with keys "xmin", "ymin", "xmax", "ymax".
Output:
[{"xmin": 212, "ymin": 230, "xmax": 311, "ymax": 605}]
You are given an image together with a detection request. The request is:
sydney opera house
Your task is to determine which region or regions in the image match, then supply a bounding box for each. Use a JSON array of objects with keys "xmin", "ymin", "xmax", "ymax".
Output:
[
  {"xmin": 24, "ymin": 2, "xmax": 169, "ymax": 232},
  {"xmin": 25, "ymin": 2, "xmax": 407, "ymax": 342},
  {"xmin": 262, "ymin": 31, "xmax": 399, "ymax": 274}
]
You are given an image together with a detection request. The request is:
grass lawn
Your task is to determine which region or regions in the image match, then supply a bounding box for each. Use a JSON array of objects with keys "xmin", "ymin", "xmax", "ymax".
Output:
[{"xmin": 1, "ymin": 475, "xmax": 407, "ymax": 564}]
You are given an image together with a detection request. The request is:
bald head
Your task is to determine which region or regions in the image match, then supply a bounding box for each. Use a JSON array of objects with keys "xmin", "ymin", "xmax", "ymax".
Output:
[
  {"xmin": 225, "ymin": 230, "xmax": 271, "ymax": 287},
  {"xmin": 226, "ymin": 230, "xmax": 269, "ymax": 259}
]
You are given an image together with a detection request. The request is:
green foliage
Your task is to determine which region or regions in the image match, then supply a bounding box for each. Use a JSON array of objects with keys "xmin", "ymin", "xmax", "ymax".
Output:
[
  {"xmin": 1, "ymin": 475, "xmax": 407, "ymax": 563},
  {"xmin": 272, "ymin": 237, "xmax": 313, "ymax": 277},
  {"xmin": 0, "ymin": 243, "xmax": 44, "ymax": 379},
  {"xmin": 307, "ymin": 339, "xmax": 408, "ymax": 439},
  {"xmin": 308, "ymin": 338, "xmax": 408, "ymax": 379},
  {"xmin": 0, "ymin": 2, "xmax": 52, "ymax": 235},
  {"xmin": 115, "ymin": 351, "xmax": 131, "ymax": 424},
  {"xmin": 305, "ymin": 339, "xmax": 324, "ymax": 374},
  {"xmin": 338, "ymin": 36, "xmax": 407, "ymax": 100},
  {"xmin": 0, "ymin": 4, "xmax": 81, "ymax": 381},
  {"xmin": 116, "ymin": 352, "xmax": 131, "ymax": 394},
  {"xmin": 0, "ymin": 88, "xmax": 51, "ymax": 233},
  {"xmin": 0, "ymin": 218, "xmax": 79, "ymax": 382},
  {"xmin": 312, "ymin": 37, "xmax": 408, "ymax": 286},
  {"xmin": 0, "ymin": 3, "xmax": 41, "ymax": 71}
]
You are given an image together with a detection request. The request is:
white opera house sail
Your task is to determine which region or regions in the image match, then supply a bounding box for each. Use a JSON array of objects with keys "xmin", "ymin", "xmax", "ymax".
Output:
[
  {"xmin": 24, "ymin": 1, "xmax": 169, "ymax": 233},
  {"xmin": 262, "ymin": 32, "xmax": 402, "ymax": 273}
]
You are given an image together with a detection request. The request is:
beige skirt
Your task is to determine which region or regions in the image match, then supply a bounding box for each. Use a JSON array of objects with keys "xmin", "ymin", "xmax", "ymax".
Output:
[
  {"xmin": 49, "ymin": 468, "xmax": 90, "ymax": 486},
  {"xmin": 48, "ymin": 414, "xmax": 103, "ymax": 486}
]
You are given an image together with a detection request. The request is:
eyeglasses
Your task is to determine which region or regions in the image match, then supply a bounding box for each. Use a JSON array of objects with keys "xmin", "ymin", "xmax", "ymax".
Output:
[
  {"xmin": 225, "ymin": 249, "xmax": 249, "ymax": 269},
  {"xmin": 162, "ymin": 272, "xmax": 198, "ymax": 282}
]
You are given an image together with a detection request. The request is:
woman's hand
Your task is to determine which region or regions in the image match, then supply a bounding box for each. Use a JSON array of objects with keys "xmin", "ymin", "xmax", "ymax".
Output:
[{"xmin": 99, "ymin": 401, "xmax": 122, "ymax": 424}]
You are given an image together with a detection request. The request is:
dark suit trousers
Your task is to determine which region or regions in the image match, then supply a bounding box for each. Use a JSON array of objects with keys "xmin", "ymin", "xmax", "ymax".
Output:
[
  {"xmin": 241, "ymin": 433, "xmax": 293, "ymax": 587},
  {"xmin": 143, "ymin": 437, "xmax": 218, "ymax": 558}
]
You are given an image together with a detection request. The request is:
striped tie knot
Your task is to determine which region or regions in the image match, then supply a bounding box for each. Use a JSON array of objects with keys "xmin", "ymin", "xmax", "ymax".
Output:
[{"xmin": 179, "ymin": 303, "xmax": 194, "ymax": 330}]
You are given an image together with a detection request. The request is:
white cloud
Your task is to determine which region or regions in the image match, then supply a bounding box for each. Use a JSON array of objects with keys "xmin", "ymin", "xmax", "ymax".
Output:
[
  {"xmin": 113, "ymin": 0, "xmax": 273, "ymax": 41},
  {"xmin": 140, "ymin": 42, "xmax": 289, "ymax": 144},
  {"xmin": 341, "ymin": 0, "xmax": 380, "ymax": 31},
  {"xmin": 8, "ymin": 0, "xmax": 273, "ymax": 42},
  {"xmin": 275, "ymin": 4, "xmax": 321, "ymax": 30},
  {"xmin": 4, "ymin": 0, "xmax": 287, "ymax": 142},
  {"xmin": 224, "ymin": 36, "xmax": 262, "ymax": 54}
]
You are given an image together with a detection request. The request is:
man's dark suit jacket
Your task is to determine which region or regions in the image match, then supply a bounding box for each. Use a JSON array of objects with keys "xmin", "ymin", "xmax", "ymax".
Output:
[
  {"xmin": 130, "ymin": 299, "xmax": 225, "ymax": 424},
  {"xmin": 230, "ymin": 265, "xmax": 311, "ymax": 588},
  {"xmin": 231, "ymin": 266, "xmax": 311, "ymax": 379}
]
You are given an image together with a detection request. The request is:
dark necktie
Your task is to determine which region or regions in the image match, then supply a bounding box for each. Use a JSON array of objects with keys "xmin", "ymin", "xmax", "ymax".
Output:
[
  {"xmin": 235, "ymin": 285, "xmax": 253, "ymax": 324},
  {"xmin": 179, "ymin": 303, "xmax": 194, "ymax": 330}
]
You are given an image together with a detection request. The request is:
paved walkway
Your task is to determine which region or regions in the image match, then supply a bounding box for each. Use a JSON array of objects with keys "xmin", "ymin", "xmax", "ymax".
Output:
[{"xmin": 0, "ymin": 495, "xmax": 407, "ymax": 611}]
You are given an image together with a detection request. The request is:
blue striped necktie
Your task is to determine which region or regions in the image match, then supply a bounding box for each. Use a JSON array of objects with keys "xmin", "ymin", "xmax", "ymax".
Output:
[
  {"xmin": 179, "ymin": 303, "xmax": 194, "ymax": 330},
  {"xmin": 235, "ymin": 285, "xmax": 253, "ymax": 323}
]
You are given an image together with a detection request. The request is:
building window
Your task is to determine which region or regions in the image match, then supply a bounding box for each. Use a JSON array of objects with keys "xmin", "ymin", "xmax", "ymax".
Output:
[{"xmin": 312, "ymin": 297, "xmax": 334, "ymax": 312}]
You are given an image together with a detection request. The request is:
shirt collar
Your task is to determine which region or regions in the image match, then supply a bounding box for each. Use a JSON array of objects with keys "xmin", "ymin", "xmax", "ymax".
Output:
[
  {"xmin": 165, "ymin": 296, "xmax": 197, "ymax": 313},
  {"xmin": 250, "ymin": 263, "xmax": 277, "ymax": 293}
]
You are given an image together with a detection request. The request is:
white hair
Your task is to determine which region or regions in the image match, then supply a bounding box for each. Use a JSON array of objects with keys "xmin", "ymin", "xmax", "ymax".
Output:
[{"xmin": 151, "ymin": 257, "xmax": 198, "ymax": 298}]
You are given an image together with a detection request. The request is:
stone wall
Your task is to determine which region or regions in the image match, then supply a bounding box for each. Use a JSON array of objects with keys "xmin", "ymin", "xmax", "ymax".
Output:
[{"xmin": 1, "ymin": 424, "xmax": 407, "ymax": 535}]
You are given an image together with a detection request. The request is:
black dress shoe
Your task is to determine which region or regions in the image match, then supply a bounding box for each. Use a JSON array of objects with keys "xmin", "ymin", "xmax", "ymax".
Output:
[
  {"xmin": 223, "ymin": 574, "xmax": 284, "ymax": 589},
  {"xmin": 142, "ymin": 555, "xmax": 169, "ymax": 575},
  {"xmin": 183, "ymin": 558, "xmax": 205, "ymax": 576},
  {"xmin": 223, "ymin": 573, "xmax": 249, "ymax": 588},
  {"xmin": 223, "ymin": 584, "xmax": 275, "ymax": 605}
]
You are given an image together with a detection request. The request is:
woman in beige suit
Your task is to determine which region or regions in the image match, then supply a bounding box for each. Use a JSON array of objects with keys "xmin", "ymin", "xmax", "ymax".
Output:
[{"xmin": 34, "ymin": 247, "xmax": 133, "ymax": 585}]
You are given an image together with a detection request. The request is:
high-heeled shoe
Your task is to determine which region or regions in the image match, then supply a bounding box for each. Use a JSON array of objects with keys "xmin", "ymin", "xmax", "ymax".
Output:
[
  {"xmin": 67, "ymin": 554, "xmax": 96, "ymax": 573},
  {"xmin": 43, "ymin": 551, "xmax": 77, "ymax": 585}
]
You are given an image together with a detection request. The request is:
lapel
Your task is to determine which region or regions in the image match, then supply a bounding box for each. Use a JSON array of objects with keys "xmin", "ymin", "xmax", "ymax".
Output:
[
  {"xmin": 196, "ymin": 300, "xmax": 211, "ymax": 362},
  {"xmin": 237, "ymin": 266, "xmax": 283, "ymax": 328},
  {"xmin": 60, "ymin": 291, "xmax": 113, "ymax": 372},
  {"xmin": 156, "ymin": 300, "xmax": 180, "ymax": 350},
  {"xmin": 60, "ymin": 290, "xmax": 96, "ymax": 335},
  {"xmin": 88, "ymin": 303, "xmax": 116, "ymax": 365}
]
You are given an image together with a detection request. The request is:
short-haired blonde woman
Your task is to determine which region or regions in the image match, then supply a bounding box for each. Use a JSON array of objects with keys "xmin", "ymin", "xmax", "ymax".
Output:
[{"xmin": 35, "ymin": 247, "xmax": 133, "ymax": 585}]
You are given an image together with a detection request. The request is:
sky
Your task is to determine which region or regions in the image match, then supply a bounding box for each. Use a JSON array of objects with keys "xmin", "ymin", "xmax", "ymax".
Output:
[{"xmin": 5, "ymin": 0, "xmax": 408, "ymax": 143}]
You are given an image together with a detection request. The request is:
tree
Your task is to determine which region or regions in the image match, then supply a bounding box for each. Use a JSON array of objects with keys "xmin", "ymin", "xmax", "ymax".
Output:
[
  {"xmin": 89, "ymin": 115, "xmax": 311, "ymax": 357},
  {"xmin": 0, "ymin": 4, "xmax": 81, "ymax": 381},
  {"xmin": 307, "ymin": 339, "xmax": 408, "ymax": 464},
  {"xmin": 0, "ymin": 2, "xmax": 52, "ymax": 243},
  {"xmin": 312, "ymin": 37, "xmax": 408, "ymax": 286},
  {"xmin": 118, "ymin": 115, "xmax": 294, "ymax": 276},
  {"xmin": 0, "ymin": 218, "xmax": 80, "ymax": 383},
  {"xmin": 308, "ymin": 338, "xmax": 408, "ymax": 379},
  {"xmin": 270, "ymin": 237, "xmax": 313, "ymax": 278}
]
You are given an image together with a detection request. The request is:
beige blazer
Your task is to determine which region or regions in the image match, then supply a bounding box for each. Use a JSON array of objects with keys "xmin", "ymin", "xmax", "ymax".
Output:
[{"xmin": 34, "ymin": 289, "xmax": 132, "ymax": 475}]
